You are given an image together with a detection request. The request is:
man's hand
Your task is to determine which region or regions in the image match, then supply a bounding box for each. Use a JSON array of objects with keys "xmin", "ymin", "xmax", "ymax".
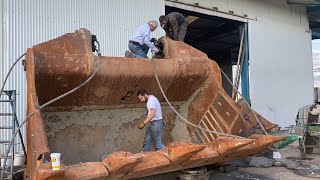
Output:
[
  {"xmin": 138, "ymin": 122, "xmax": 146, "ymax": 129},
  {"xmin": 150, "ymin": 38, "xmax": 157, "ymax": 43}
]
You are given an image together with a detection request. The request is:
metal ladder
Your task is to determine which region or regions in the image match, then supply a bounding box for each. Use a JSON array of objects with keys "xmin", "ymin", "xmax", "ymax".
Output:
[{"xmin": 0, "ymin": 90, "xmax": 26, "ymax": 179}]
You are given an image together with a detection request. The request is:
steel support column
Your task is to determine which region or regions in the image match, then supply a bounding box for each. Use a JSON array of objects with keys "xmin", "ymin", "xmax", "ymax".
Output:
[{"xmin": 241, "ymin": 24, "xmax": 250, "ymax": 104}]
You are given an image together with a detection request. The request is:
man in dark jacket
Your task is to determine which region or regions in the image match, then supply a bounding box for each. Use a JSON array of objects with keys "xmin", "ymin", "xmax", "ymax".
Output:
[{"xmin": 159, "ymin": 12, "xmax": 188, "ymax": 41}]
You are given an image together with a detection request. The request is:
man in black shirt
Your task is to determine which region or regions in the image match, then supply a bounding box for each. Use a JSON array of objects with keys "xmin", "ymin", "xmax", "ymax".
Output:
[{"xmin": 159, "ymin": 12, "xmax": 188, "ymax": 41}]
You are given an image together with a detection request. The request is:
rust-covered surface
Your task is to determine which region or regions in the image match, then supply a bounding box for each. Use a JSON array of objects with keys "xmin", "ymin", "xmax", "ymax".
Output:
[{"xmin": 25, "ymin": 29, "xmax": 285, "ymax": 179}]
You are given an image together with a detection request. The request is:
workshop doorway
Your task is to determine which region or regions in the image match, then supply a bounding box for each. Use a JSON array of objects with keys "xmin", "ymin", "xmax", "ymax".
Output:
[{"xmin": 165, "ymin": 6, "xmax": 250, "ymax": 101}]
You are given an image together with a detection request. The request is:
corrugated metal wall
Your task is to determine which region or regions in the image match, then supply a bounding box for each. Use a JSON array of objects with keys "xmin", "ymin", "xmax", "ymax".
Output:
[{"xmin": 0, "ymin": 0, "xmax": 164, "ymax": 154}]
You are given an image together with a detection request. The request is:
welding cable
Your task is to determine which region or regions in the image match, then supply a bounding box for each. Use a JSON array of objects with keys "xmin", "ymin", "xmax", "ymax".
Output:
[
  {"xmin": 151, "ymin": 58, "xmax": 245, "ymax": 139},
  {"xmin": 1, "ymin": 60, "xmax": 101, "ymax": 180},
  {"xmin": 0, "ymin": 53, "xmax": 27, "ymax": 97}
]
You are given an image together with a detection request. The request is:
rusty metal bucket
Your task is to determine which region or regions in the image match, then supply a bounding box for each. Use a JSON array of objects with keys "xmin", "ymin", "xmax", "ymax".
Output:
[{"xmin": 25, "ymin": 29, "xmax": 284, "ymax": 179}]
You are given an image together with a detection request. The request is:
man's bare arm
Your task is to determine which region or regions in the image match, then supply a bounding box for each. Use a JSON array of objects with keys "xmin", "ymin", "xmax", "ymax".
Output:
[{"xmin": 144, "ymin": 108, "xmax": 155, "ymax": 124}]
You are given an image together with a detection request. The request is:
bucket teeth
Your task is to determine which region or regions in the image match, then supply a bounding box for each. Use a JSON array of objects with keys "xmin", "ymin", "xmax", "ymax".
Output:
[
  {"xmin": 158, "ymin": 141, "xmax": 206, "ymax": 164},
  {"xmin": 65, "ymin": 162, "xmax": 109, "ymax": 179},
  {"xmin": 209, "ymin": 137, "xmax": 255, "ymax": 156},
  {"xmin": 41, "ymin": 134, "xmax": 283, "ymax": 180},
  {"xmin": 122, "ymin": 138, "xmax": 256, "ymax": 179},
  {"xmin": 179, "ymin": 137, "xmax": 254, "ymax": 169},
  {"xmin": 217, "ymin": 134, "xmax": 287, "ymax": 164},
  {"xmin": 248, "ymin": 134, "xmax": 287, "ymax": 147},
  {"xmin": 101, "ymin": 151, "xmax": 143, "ymax": 175},
  {"xmin": 124, "ymin": 151, "xmax": 171, "ymax": 179},
  {"xmin": 179, "ymin": 143, "xmax": 220, "ymax": 169}
]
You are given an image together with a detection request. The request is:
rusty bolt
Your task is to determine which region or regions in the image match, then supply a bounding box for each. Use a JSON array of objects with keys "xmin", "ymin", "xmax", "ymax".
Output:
[{"xmin": 244, "ymin": 114, "xmax": 250, "ymax": 121}]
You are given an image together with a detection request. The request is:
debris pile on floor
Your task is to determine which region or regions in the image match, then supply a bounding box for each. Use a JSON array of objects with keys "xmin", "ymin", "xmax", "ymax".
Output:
[{"xmin": 249, "ymin": 157, "xmax": 275, "ymax": 168}]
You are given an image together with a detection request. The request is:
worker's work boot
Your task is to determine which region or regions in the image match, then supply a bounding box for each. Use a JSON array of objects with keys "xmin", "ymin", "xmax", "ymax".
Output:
[{"xmin": 125, "ymin": 50, "xmax": 134, "ymax": 58}]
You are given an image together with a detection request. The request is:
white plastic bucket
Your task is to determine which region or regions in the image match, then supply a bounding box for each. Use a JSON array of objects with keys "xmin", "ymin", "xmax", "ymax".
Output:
[
  {"xmin": 13, "ymin": 154, "xmax": 25, "ymax": 166},
  {"xmin": 50, "ymin": 153, "xmax": 61, "ymax": 170}
]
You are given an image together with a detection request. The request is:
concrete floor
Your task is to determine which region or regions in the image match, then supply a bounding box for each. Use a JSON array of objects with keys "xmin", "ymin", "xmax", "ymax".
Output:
[
  {"xmin": 212, "ymin": 140, "xmax": 320, "ymax": 180},
  {"xmin": 140, "ymin": 140, "xmax": 320, "ymax": 180}
]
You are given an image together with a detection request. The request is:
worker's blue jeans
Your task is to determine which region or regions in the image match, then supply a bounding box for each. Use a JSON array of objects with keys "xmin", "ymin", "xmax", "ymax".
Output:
[
  {"xmin": 143, "ymin": 120, "xmax": 166, "ymax": 151},
  {"xmin": 128, "ymin": 42, "xmax": 149, "ymax": 58}
]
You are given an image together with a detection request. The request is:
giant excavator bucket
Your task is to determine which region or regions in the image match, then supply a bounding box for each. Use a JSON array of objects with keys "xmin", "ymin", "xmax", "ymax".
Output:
[{"xmin": 25, "ymin": 29, "xmax": 284, "ymax": 179}]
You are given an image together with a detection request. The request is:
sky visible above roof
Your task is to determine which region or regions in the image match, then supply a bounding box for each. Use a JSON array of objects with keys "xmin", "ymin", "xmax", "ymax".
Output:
[{"xmin": 313, "ymin": 39, "xmax": 320, "ymax": 85}]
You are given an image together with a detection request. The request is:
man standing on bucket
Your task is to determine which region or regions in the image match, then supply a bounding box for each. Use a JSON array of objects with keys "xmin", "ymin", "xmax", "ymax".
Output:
[
  {"xmin": 137, "ymin": 89, "xmax": 165, "ymax": 151},
  {"xmin": 159, "ymin": 12, "xmax": 188, "ymax": 41}
]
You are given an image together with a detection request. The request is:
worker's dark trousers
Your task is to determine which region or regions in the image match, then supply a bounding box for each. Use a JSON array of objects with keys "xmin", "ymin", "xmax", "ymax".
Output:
[
  {"xmin": 143, "ymin": 120, "xmax": 165, "ymax": 151},
  {"xmin": 177, "ymin": 21, "xmax": 188, "ymax": 41},
  {"xmin": 128, "ymin": 42, "xmax": 149, "ymax": 58}
]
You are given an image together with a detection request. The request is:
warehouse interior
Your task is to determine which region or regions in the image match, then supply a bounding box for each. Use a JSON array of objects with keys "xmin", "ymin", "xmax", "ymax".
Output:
[{"xmin": 165, "ymin": 6, "xmax": 248, "ymax": 98}]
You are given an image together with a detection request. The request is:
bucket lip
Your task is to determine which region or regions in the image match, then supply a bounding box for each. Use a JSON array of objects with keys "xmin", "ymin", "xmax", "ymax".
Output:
[{"xmin": 50, "ymin": 153, "xmax": 61, "ymax": 156}]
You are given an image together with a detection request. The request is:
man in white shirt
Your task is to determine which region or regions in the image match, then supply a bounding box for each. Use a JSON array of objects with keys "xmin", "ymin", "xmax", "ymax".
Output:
[
  {"xmin": 125, "ymin": 21, "xmax": 160, "ymax": 58},
  {"xmin": 137, "ymin": 89, "xmax": 165, "ymax": 151}
]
